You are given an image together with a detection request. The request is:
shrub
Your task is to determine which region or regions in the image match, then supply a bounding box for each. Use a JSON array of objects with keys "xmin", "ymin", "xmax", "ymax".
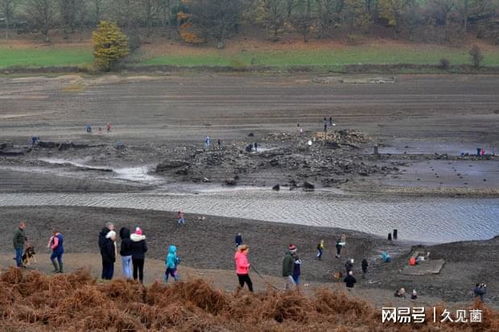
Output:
[
  {"xmin": 469, "ymin": 45, "xmax": 484, "ymax": 69},
  {"xmin": 92, "ymin": 21, "xmax": 130, "ymax": 71},
  {"xmin": 439, "ymin": 58, "xmax": 450, "ymax": 70}
]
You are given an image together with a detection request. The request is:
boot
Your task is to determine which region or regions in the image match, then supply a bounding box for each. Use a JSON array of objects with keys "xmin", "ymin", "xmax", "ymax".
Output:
[
  {"xmin": 51, "ymin": 259, "xmax": 59, "ymax": 273},
  {"xmin": 57, "ymin": 262, "xmax": 63, "ymax": 273}
]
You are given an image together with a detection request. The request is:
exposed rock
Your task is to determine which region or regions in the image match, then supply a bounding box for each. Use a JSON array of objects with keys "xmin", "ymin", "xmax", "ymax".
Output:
[
  {"xmin": 303, "ymin": 181, "xmax": 315, "ymax": 190},
  {"xmin": 156, "ymin": 160, "xmax": 190, "ymax": 173},
  {"xmin": 272, "ymin": 184, "xmax": 280, "ymax": 191},
  {"xmin": 225, "ymin": 178, "xmax": 237, "ymax": 186}
]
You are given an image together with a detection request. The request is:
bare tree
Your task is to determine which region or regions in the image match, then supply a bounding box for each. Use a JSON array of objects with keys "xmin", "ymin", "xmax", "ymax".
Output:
[
  {"xmin": 315, "ymin": 0, "xmax": 343, "ymax": 38},
  {"xmin": 0, "ymin": 0, "xmax": 18, "ymax": 39},
  {"xmin": 258, "ymin": 0, "xmax": 287, "ymax": 40},
  {"xmin": 59, "ymin": 0, "xmax": 87, "ymax": 37},
  {"xmin": 189, "ymin": 0, "xmax": 243, "ymax": 48},
  {"xmin": 25, "ymin": 0, "xmax": 55, "ymax": 42},
  {"xmin": 292, "ymin": 0, "xmax": 314, "ymax": 41}
]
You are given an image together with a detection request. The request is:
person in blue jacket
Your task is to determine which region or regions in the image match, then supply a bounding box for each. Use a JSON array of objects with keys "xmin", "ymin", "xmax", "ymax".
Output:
[
  {"xmin": 48, "ymin": 230, "xmax": 64, "ymax": 273},
  {"xmin": 165, "ymin": 245, "xmax": 180, "ymax": 282}
]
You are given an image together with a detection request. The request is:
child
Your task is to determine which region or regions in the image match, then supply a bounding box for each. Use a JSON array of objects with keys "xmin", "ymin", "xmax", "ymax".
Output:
[
  {"xmin": 165, "ymin": 245, "xmax": 180, "ymax": 282},
  {"xmin": 177, "ymin": 210, "xmax": 185, "ymax": 225},
  {"xmin": 316, "ymin": 240, "xmax": 325, "ymax": 260}
]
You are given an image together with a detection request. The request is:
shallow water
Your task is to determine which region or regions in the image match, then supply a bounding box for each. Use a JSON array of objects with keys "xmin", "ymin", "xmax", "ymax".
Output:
[{"xmin": 0, "ymin": 191, "xmax": 497, "ymax": 243}]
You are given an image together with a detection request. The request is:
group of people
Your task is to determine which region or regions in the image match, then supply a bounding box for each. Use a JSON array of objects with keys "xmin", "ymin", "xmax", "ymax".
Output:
[
  {"xmin": 10, "ymin": 222, "xmax": 489, "ymax": 303},
  {"xmin": 85, "ymin": 123, "xmax": 112, "ymax": 134},
  {"xmin": 98, "ymin": 222, "xmax": 180, "ymax": 283}
]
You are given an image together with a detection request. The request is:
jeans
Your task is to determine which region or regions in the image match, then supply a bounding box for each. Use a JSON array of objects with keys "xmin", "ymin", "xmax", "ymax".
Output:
[
  {"xmin": 50, "ymin": 252, "xmax": 63, "ymax": 265},
  {"xmin": 102, "ymin": 261, "xmax": 114, "ymax": 280},
  {"xmin": 133, "ymin": 258, "xmax": 145, "ymax": 283},
  {"xmin": 121, "ymin": 256, "xmax": 132, "ymax": 279},
  {"xmin": 165, "ymin": 267, "xmax": 178, "ymax": 282},
  {"xmin": 292, "ymin": 275, "xmax": 300, "ymax": 285},
  {"xmin": 317, "ymin": 249, "xmax": 323, "ymax": 259},
  {"xmin": 284, "ymin": 275, "xmax": 296, "ymax": 290},
  {"xmin": 15, "ymin": 248, "xmax": 23, "ymax": 267},
  {"xmin": 237, "ymin": 274, "xmax": 253, "ymax": 292},
  {"xmin": 178, "ymin": 217, "xmax": 185, "ymax": 224}
]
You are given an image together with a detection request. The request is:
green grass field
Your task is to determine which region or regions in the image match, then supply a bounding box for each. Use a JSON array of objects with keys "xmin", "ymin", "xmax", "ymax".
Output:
[
  {"xmin": 141, "ymin": 45, "xmax": 499, "ymax": 67},
  {"xmin": 1, "ymin": 44, "xmax": 499, "ymax": 70},
  {"xmin": 0, "ymin": 47, "xmax": 93, "ymax": 68}
]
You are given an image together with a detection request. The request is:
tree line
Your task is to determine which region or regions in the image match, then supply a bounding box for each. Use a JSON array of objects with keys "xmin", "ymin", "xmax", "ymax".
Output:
[{"xmin": 1, "ymin": 0, "xmax": 498, "ymax": 46}]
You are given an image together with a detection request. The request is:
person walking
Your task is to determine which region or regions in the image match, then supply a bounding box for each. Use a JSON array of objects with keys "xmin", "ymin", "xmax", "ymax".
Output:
[
  {"xmin": 48, "ymin": 230, "xmax": 64, "ymax": 273},
  {"xmin": 99, "ymin": 222, "xmax": 115, "ymax": 279},
  {"xmin": 329, "ymin": 117, "xmax": 333, "ymax": 127},
  {"xmin": 282, "ymin": 244, "xmax": 297, "ymax": 290},
  {"xmin": 13, "ymin": 221, "xmax": 27, "ymax": 268},
  {"xmin": 316, "ymin": 240, "xmax": 325, "ymax": 260},
  {"xmin": 254, "ymin": 142, "xmax": 258, "ymax": 152},
  {"xmin": 130, "ymin": 227, "xmax": 147, "ymax": 283},
  {"xmin": 361, "ymin": 258, "xmax": 368, "ymax": 277},
  {"xmin": 234, "ymin": 244, "xmax": 253, "ymax": 292},
  {"xmin": 235, "ymin": 233, "xmax": 243, "ymax": 247},
  {"xmin": 335, "ymin": 239, "xmax": 343, "ymax": 258},
  {"xmin": 177, "ymin": 210, "xmax": 185, "ymax": 225},
  {"xmin": 204, "ymin": 136, "xmax": 211, "ymax": 149},
  {"xmin": 165, "ymin": 245, "xmax": 180, "ymax": 282},
  {"xmin": 344, "ymin": 271, "xmax": 356, "ymax": 290},
  {"xmin": 119, "ymin": 227, "xmax": 133, "ymax": 279}
]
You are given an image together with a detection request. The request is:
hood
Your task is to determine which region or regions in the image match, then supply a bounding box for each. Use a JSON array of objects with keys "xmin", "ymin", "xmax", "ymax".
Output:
[
  {"xmin": 100, "ymin": 227, "xmax": 110, "ymax": 237},
  {"xmin": 131, "ymin": 233, "xmax": 146, "ymax": 242},
  {"xmin": 120, "ymin": 227, "xmax": 131, "ymax": 240},
  {"xmin": 168, "ymin": 245, "xmax": 177, "ymax": 254}
]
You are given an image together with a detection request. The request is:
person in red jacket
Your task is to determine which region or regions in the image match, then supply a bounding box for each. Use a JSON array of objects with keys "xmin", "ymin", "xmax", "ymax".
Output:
[{"xmin": 234, "ymin": 244, "xmax": 253, "ymax": 292}]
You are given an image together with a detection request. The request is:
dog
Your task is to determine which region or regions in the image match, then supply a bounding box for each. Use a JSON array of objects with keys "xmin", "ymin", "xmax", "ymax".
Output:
[{"xmin": 22, "ymin": 245, "xmax": 37, "ymax": 266}]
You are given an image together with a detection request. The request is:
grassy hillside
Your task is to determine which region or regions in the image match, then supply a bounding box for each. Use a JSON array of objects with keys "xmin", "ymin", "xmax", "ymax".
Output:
[
  {"xmin": 1, "ymin": 40, "xmax": 499, "ymax": 70},
  {"xmin": 0, "ymin": 46, "xmax": 92, "ymax": 68}
]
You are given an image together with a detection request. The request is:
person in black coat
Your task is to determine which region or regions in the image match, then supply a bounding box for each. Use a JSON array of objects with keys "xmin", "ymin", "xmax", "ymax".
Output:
[
  {"xmin": 361, "ymin": 258, "xmax": 368, "ymax": 277},
  {"xmin": 98, "ymin": 222, "xmax": 115, "ymax": 280},
  {"xmin": 235, "ymin": 233, "xmax": 243, "ymax": 247},
  {"xmin": 130, "ymin": 227, "xmax": 148, "ymax": 283},
  {"xmin": 344, "ymin": 271, "xmax": 356, "ymax": 290},
  {"xmin": 119, "ymin": 227, "xmax": 133, "ymax": 279}
]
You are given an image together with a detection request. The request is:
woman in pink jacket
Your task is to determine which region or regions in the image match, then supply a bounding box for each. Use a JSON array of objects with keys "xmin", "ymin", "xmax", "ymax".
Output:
[{"xmin": 234, "ymin": 244, "xmax": 253, "ymax": 292}]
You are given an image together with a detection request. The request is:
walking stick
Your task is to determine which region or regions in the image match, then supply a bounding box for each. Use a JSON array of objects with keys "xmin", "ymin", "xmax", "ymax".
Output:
[{"xmin": 250, "ymin": 265, "xmax": 279, "ymax": 290}]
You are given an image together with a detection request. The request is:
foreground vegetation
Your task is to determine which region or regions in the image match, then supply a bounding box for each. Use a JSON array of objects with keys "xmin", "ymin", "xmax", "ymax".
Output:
[{"xmin": 0, "ymin": 268, "xmax": 497, "ymax": 331}]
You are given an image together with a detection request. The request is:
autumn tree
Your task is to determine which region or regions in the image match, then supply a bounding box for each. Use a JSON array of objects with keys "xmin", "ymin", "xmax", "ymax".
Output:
[
  {"xmin": 344, "ymin": 0, "xmax": 371, "ymax": 31},
  {"xmin": 0, "ymin": 0, "xmax": 18, "ymax": 39},
  {"xmin": 92, "ymin": 21, "xmax": 130, "ymax": 71},
  {"xmin": 189, "ymin": 0, "xmax": 243, "ymax": 48},
  {"xmin": 25, "ymin": 0, "xmax": 56, "ymax": 42},
  {"xmin": 378, "ymin": 0, "xmax": 413, "ymax": 33}
]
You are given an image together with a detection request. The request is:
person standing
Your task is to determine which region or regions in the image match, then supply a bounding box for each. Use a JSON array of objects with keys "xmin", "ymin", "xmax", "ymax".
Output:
[
  {"xmin": 48, "ymin": 230, "xmax": 64, "ymax": 273},
  {"xmin": 102, "ymin": 230, "xmax": 117, "ymax": 280},
  {"xmin": 254, "ymin": 142, "xmax": 258, "ymax": 152},
  {"xmin": 165, "ymin": 245, "xmax": 180, "ymax": 282},
  {"xmin": 282, "ymin": 244, "xmax": 297, "ymax": 290},
  {"xmin": 204, "ymin": 136, "xmax": 211, "ymax": 149},
  {"xmin": 316, "ymin": 240, "xmax": 325, "ymax": 260},
  {"xmin": 130, "ymin": 227, "xmax": 147, "ymax": 283},
  {"xmin": 329, "ymin": 117, "xmax": 333, "ymax": 127},
  {"xmin": 335, "ymin": 239, "xmax": 343, "ymax": 258},
  {"xmin": 361, "ymin": 258, "xmax": 368, "ymax": 277},
  {"xmin": 13, "ymin": 221, "xmax": 27, "ymax": 268},
  {"xmin": 234, "ymin": 244, "xmax": 253, "ymax": 292},
  {"xmin": 99, "ymin": 222, "xmax": 115, "ymax": 279},
  {"xmin": 343, "ymin": 271, "xmax": 356, "ymax": 290},
  {"xmin": 292, "ymin": 252, "xmax": 302, "ymax": 291},
  {"xmin": 345, "ymin": 258, "xmax": 354, "ymax": 274},
  {"xmin": 177, "ymin": 210, "xmax": 185, "ymax": 225},
  {"xmin": 119, "ymin": 227, "xmax": 133, "ymax": 279},
  {"xmin": 235, "ymin": 233, "xmax": 243, "ymax": 247}
]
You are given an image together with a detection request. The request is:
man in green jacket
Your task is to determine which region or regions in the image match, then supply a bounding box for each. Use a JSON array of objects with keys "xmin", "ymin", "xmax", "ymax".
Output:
[
  {"xmin": 282, "ymin": 244, "xmax": 297, "ymax": 290},
  {"xmin": 13, "ymin": 221, "xmax": 27, "ymax": 267}
]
